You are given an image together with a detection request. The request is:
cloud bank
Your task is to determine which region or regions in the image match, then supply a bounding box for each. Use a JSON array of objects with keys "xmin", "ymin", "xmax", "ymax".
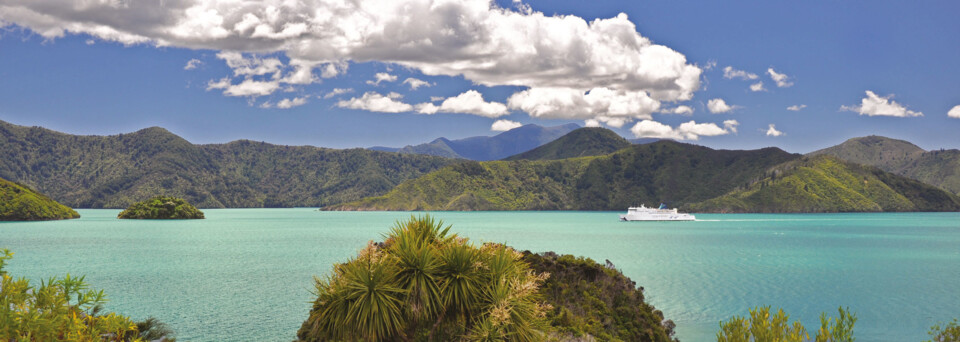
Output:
[{"xmin": 0, "ymin": 0, "xmax": 701, "ymax": 121}]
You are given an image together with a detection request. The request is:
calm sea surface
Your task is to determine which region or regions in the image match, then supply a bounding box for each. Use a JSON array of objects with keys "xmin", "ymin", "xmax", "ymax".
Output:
[{"xmin": 1, "ymin": 210, "xmax": 958, "ymax": 341}]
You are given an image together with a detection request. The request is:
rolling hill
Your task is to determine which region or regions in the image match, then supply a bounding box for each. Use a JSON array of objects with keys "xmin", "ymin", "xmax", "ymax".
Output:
[
  {"xmin": 810, "ymin": 136, "xmax": 960, "ymax": 195},
  {"xmin": 1, "ymin": 177, "xmax": 79, "ymax": 221},
  {"xmin": 689, "ymin": 155, "xmax": 960, "ymax": 213},
  {"xmin": 369, "ymin": 123, "xmax": 580, "ymax": 160},
  {"xmin": 0, "ymin": 120, "xmax": 455, "ymax": 208}
]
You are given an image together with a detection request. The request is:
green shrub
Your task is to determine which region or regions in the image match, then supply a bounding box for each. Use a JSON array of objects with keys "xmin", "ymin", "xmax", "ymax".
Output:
[
  {"xmin": 717, "ymin": 306, "xmax": 856, "ymax": 342},
  {"xmin": 0, "ymin": 248, "xmax": 174, "ymax": 341},
  {"xmin": 928, "ymin": 319, "xmax": 960, "ymax": 342}
]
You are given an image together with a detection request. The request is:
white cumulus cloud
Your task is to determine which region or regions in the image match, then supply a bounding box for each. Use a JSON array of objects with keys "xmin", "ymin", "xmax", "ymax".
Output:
[
  {"xmin": 184, "ymin": 58, "xmax": 203, "ymax": 70},
  {"xmin": 491, "ymin": 119, "xmax": 523, "ymax": 131},
  {"xmin": 786, "ymin": 104, "xmax": 806, "ymax": 111},
  {"xmin": 658, "ymin": 105, "xmax": 694, "ymax": 115},
  {"xmin": 507, "ymin": 87, "xmax": 659, "ymax": 122},
  {"xmin": 749, "ymin": 82, "xmax": 766, "ymax": 92},
  {"xmin": 402, "ymin": 78, "xmax": 432, "ymax": 90},
  {"xmin": 630, "ymin": 119, "xmax": 737, "ymax": 140},
  {"xmin": 766, "ymin": 124, "xmax": 784, "ymax": 137},
  {"xmin": 0, "ymin": 0, "xmax": 702, "ymax": 124},
  {"xmin": 948, "ymin": 105, "xmax": 960, "ymax": 119},
  {"xmin": 707, "ymin": 98, "xmax": 736, "ymax": 113},
  {"xmin": 723, "ymin": 66, "xmax": 758, "ymax": 80},
  {"xmin": 207, "ymin": 77, "xmax": 280, "ymax": 97},
  {"xmin": 277, "ymin": 96, "xmax": 308, "ymax": 109},
  {"xmin": 840, "ymin": 90, "xmax": 923, "ymax": 117},
  {"xmin": 337, "ymin": 92, "xmax": 413, "ymax": 113},
  {"xmin": 436, "ymin": 90, "xmax": 509, "ymax": 118},
  {"xmin": 322, "ymin": 88, "xmax": 354, "ymax": 99},
  {"xmin": 584, "ymin": 119, "xmax": 601, "ymax": 127},
  {"xmin": 767, "ymin": 68, "xmax": 793, "ymax": 88},
  {"xmin": 366, "ymin": 72, "xmax": 398, "ymax": 86}
]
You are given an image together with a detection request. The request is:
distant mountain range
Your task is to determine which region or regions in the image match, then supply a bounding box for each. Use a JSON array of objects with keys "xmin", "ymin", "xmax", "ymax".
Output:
[
  {"xmin": 369, "ymin": 123, "xmax": 581, "ymax": 160},
  {"xmin": 328, "ymin": 139, "xmax": 801, "ymax": 211},
  {"xmin": 331, "ymin": 128, "xmax": 960, "ymax": 212},
  {"xmin": 809, "ymin": 136, "xmax": 960, "ymax": 196},
  {"xmin": 3, "ymin": 118, "xmax": 958, "ymax": 213},
  {"xmin": 0, "ymin": 120, "xmax": 454, "ymax": 208},
  {"xmin": 505, "ymin": 127, "xmax": 632, "ymax": 161}
]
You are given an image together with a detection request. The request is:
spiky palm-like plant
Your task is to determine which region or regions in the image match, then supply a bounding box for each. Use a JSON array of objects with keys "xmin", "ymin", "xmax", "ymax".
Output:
[{"xmin": 299, "ymin": 215, "xmax": 548, "ymax": 342}]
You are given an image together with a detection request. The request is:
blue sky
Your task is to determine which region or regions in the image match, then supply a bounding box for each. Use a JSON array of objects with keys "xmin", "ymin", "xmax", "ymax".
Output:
[{"xmin": 0, "ymin": 0, "xmax": 957, "ymax": 153}]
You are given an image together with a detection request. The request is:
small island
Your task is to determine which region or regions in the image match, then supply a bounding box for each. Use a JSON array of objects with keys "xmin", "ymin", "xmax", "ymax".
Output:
[
  {"xmin": 1, "ymin": 177, "xmax": 80, "ymax": 221},
  {"xmin": 117, "ymin": 196, "xmax": 205, "ymax": 219}
]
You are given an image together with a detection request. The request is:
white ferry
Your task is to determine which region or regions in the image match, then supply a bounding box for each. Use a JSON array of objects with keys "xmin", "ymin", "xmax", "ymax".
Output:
[{"xmin": 619, "ymin": 203, "xmax": 695, "ymax": 221}]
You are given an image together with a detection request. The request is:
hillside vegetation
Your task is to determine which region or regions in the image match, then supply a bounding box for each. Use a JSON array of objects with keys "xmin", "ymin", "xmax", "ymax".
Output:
[
  {"xmin": 0, "ymin": 120, "xmax": 454, "ymax": 208},
  {"xmin": 0, "ymin": 177, "xmax": 79, "ymax": 221},
  {"xmin": 810, "ymin": 135, "xmax": 960, "ymax": 195},
  {"xmin": 689, "ymin": 155, "xmax": 960, "ymax": 213},
  {"xmin": 328, "ymin": 141, "xmax": 799, "ymax": 211},
  {"xmin": 504, "ymin": 127, "xmax": 631, "ymax": 161}
]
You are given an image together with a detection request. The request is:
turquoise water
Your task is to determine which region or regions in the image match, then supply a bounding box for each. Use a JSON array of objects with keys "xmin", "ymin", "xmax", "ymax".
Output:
[{"xmin": 1, "ymin": 210, "xmax": 958, "ymax": 341}]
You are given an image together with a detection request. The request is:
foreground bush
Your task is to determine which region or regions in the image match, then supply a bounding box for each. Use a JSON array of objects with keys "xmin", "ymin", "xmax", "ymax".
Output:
[
  {"xmin": 298, "ymin": 215, "xmax": 549, "ymax": 341},
  {"xmin": 928, "ymin": 319, "xmax": 960, "ymax": 342},
  {"xmin": 522, "ymin": 252, "xmax": 677, "ymax": 341},
  {"xmin": 0, "ymin": 249, "xmax": 174, "ymax": 341},
  {"xmin": 717, "ymin": 306, "xmax": 856, "ymax": 342}
]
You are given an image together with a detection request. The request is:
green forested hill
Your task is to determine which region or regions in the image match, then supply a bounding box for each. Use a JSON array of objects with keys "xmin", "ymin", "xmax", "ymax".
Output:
[
  {"xmin": 689, "ymin": 155, "xmax": 960, "ymax": 213},
  {"xmin": 0, "ymin": 177, "xmax": 79, "ymax": 221},
  {"xmin": 504, "ymin": 127, "xmax": 631, "ymax": 161},
  {"xmin": 0, "ymin": 120, "xmax": 454, "ymax": 208},
  {"xmin": 810, "ymin": 135, "xmax": 960, "ymax": 195},
  {"xmin": 327, "ymin": 141, "xmax": 800, "ymax": 211}
]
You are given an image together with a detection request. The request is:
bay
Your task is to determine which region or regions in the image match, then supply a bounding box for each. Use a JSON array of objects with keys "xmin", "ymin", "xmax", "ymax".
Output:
[{"xmin": 1, "ymin": 209, "xmax": 958, "ymax": 341}]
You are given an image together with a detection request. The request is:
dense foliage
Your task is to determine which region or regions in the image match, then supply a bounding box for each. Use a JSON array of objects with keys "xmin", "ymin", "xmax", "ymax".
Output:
[
  {"xmin": 117, "ymin": 196, "xmax": 205, "ymax": 219},
  {"xmin": 690, "ymin": 155, "xmax": 960, "ymax": 213},
  {"xmin": 0, "ymin": 177, "xmax": 79, "ymax": 221},
  {"xmin": 717, "ymin": 306, "xmax": 856, "ymax": 342},
  {"xmin": 372, "ymin": 124, "xmax": 580, "ymax": 161},
  {"xmin": 297, "ymin": 216, "xmax": 549, "ymax": 341},
  {"xmin": 0, "ymin": 249, "xmax": 174, "ymax": 341},
  {"xmin": 504, "ymin": 127, "xmax": 631, "ymax": 161},
  {"xmin": 0, "ymin": 120, "xmax": 454, "ymax": 208},
  {"xmin": 522, "ymin": 252, "xmax": 677, "ymax": 342},
  {"xmin": 811, "ymin": 135, "xmax": 960, "ymax": 196},
  {"xmin": 330, "ymin": 141, "xmax": 799, "ymax": 211}
]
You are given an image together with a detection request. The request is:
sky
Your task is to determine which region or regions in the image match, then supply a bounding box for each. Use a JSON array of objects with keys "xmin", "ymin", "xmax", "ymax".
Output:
[{"xmin": 0, "ymin": 0, "xmax": 958, "ymax": 153}]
